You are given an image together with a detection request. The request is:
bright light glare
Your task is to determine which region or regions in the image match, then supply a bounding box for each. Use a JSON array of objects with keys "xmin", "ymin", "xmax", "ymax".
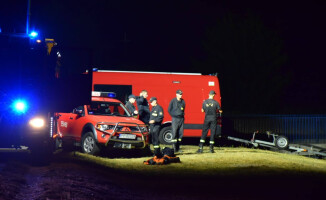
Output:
[
  {"xmin": 29, "ymin": 118, "xmax": 45, "ymax": 128},
  {"xmin": 12, "ymin": 100, "xmax": 28, "ymax": 114},
  {"xmin": 29, "ymin": 31, "xmax": 38, "ymax": 38},
  {"xmin": 15, "ymin": 102, "xmax": 25, "ymax": 110}
]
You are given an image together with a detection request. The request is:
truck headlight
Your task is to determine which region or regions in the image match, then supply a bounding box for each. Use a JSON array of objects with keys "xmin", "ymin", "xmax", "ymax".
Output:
[
  {"xmin": 96, "ymin": 124, "xmax": 115, "ymax": 132},
  {"xmin": 139, "ymin": 126, "xmax": 148, "ymax": 132},
  {"xmin": 29, "ymin": 117, "xmax": 45, "ymax": 128}
]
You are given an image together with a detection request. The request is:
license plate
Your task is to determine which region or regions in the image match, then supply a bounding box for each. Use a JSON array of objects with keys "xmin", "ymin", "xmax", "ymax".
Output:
[
  {"xmin": 119, "ymin": 134, "xmax": 136, "ymax": 139},
  {"xmin": 122, "ymin": 143, "xmax": 131, "ymax": 149},
  {"xmin": 113, "ymin": 143, "xmax": 131, "ymax": 149}
]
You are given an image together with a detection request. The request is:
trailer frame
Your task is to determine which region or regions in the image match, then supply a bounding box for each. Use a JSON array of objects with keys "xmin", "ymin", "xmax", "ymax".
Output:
[{"xmin": 226, "ymin": 131, "xmax": 326, "ymax": 159}]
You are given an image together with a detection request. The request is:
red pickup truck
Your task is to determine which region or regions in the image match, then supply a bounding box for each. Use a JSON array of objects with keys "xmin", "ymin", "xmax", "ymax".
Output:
[{"xmin": 55, "ymin": 92, "xmax": 149, "ymax": 155}]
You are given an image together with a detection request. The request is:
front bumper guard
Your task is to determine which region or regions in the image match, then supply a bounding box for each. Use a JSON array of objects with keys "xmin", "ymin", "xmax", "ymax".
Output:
[{"xmin": 97, "ymin": 122, "xmax": 148, "ymax": 148}]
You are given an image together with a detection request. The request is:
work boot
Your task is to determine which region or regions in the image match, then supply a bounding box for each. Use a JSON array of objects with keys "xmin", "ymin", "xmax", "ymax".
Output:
[
  {"xmin": 196, "ymin": 143, "xmax": 204, "ymax": 153},
  {"xmin": 209, "ymin": 144, "xmax": 215, "ymax": 153},
  {"xmin": 176, "ymin": 143, "xmax": 183, "ymax": 153},
  {"xmin": 172, "ymin": 143, "xmax": 177, "ymax": 153}
]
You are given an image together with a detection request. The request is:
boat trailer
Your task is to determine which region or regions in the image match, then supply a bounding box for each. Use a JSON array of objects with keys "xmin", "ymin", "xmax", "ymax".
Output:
[{"xmin": 227, "ymin": 131, "xmax": 326, "ymax": 158}]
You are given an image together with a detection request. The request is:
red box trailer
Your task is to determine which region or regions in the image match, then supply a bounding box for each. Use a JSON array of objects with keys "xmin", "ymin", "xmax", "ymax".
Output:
[{"xmin": 92, "ymin": 69, "xmax": 221, "ymax": 144}]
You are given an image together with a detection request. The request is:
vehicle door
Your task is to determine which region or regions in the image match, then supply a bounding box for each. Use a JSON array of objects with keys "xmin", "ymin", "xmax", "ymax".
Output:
[
  {"xmin": 68, "ymin": 106, "xmax": 87, "ymax": 141},
  {"xmin": 57, "ymin": 106, "xmax": 84, "ymax": 140}
]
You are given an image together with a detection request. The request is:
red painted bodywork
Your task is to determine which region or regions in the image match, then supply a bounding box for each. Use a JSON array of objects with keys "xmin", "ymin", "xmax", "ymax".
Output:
[
  {"xmin": 56, "ymin": 96, "xmax": 149, "ymax": 148},
  {"xmin": 92, "ymin": 70, "xmax": 221, "ymax": 137}
]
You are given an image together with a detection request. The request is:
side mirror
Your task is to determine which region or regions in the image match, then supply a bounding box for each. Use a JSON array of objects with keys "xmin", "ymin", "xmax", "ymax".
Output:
[{"xmin": 73, "ymin": 108, "xmax": 83, "ymax": 115}]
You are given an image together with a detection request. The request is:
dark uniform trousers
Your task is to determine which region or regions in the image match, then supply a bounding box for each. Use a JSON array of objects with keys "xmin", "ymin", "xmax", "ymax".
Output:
[
  {"xmin": 150, "ymin": 123, "xmax": 161, "ymax": 146},
  {"xmin": 171, "ymin": 117, "xmax": 184, "ymax": 144},
  {"xmin": 199, "ymin": 98, "xmax": 221, "ymax": 148},
  {"xmin": 149, "ymin": 104, "xmax": 164, "ymax": 152},
  {"xmin": 200, "ymin": 116, "xmax": 217, "ymax": 143}
]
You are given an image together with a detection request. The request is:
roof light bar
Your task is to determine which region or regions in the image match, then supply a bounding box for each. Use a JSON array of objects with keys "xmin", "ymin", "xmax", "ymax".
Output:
[{"xmin": 92, "ymin": 91, "xmax": 116, "ymax": 98}]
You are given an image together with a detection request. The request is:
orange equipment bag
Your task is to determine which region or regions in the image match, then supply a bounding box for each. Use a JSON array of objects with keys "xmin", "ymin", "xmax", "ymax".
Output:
[{"xmin": 143, "ymin": 155, "xmax": 180, "ymax": 165}]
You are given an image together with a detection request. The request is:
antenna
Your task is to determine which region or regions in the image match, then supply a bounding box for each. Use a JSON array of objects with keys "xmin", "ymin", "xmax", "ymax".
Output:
[{"xmin": 26, "ymin": 0, "xmax": 31, "ymax": 35}]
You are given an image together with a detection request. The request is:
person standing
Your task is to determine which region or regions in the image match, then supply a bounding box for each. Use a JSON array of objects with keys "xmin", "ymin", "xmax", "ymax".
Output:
[
  {"xmin": 196, "ymin": 90, "xmax": 222, "ymax": 153},
  {"xmin": 136, "ymin": 90, "xmax": 150, "ymax": 124},
  {"xmin": 168, "ymin": 89, "xmax": 185, "ymax": 153},
  {"xmin": 149, "ymin": 97, "xmax": 164, "ymax": 157},
  {"xmin": 125, "ymin": 94, "xmax": 138, "ymax": 117}
]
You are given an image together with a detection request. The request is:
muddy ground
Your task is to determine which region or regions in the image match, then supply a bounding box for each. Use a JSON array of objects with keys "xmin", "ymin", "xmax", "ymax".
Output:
[{"xmin": 1, "ymin": 150, "xmax": 325, "ymax": 200}]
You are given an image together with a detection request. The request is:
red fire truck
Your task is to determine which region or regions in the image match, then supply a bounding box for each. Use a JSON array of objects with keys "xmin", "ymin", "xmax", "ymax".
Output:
[{"xmin": 92, "ymin": 69, "xmax": 221, "ymax": 144}]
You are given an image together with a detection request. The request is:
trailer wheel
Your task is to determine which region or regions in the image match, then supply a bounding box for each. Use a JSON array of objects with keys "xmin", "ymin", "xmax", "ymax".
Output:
[
  {"xmin": 159, "ymin": 126, "xmax": 173, "ymax": 145},
  {"xmin": 81, "ymin": 132, "xmax": 100, "ymax": 155},
  {"xmin": 275, "ymin": 136, "xmax": 289, "ymax": 150}
]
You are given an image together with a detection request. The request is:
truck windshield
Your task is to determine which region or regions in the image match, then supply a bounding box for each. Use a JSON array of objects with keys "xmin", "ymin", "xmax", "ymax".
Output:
[{"xmin": 87, "ymin": 102, "xmax": 131, "ymax": 117}]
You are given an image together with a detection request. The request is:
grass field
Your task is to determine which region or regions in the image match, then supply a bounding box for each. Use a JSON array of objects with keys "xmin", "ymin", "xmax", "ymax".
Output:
[
  {"xmin": 72, "ymin": 145, "xmax": 326, "ymax": 176},
  {"xmin": 64, "ymin": 146, "xmax": 326, "ymax": 199},
  {"xmin": 2, "ymin": 146, "xmax": 325, "ymax": 199}
]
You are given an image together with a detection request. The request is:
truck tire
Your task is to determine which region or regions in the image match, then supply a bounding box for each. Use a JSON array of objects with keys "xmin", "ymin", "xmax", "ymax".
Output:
[
  {"xmin": 275, "ymin": 136, "xmax": 289, "ymax": 150},
  {"xmin": 159, "ymin": 126, "xmax": 173, "ymax": 145},
  {"xmin": 81, "ymin": 132, "xmax": 100, "ymax": 155}
]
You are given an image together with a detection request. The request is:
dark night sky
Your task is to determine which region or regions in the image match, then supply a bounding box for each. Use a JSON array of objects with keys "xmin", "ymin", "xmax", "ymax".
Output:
[{"xmin": 1, "ymin": 0, "xmax": 326, "ymax": 114}]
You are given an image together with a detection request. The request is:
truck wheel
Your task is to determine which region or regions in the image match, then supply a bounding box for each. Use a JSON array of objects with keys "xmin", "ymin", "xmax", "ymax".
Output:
[
  {"xmin": 81, "ymin": 132, "xmax": 100, "ymax": 155},
  {"xmin": 275, "ymin": 136, "xmax": 289, "ymax": 150},
  {"xmin": 159, "ymin": 126, "xmax": 173, "ymax": 145}
]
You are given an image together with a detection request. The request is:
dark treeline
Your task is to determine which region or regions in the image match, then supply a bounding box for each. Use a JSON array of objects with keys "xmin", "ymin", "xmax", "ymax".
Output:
[
  {"xmin": 199, "ymin": 13, "xmax": 288, "ymax": 114},
  {"xmin": 2, "ymin": 0, "xmax": 325, "ymax": 114}
]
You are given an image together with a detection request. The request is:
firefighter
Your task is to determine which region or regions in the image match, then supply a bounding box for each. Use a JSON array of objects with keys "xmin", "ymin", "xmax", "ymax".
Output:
[
  {"xmin": 149, "ymin": 97, "xmax": 164, "ymax": 156},
  {"xmin": 136, "ymin": 90, "xmax": 150, "ymax": 124},
  {"xmin": 168, "ymin": 89, "xmax": 185, "ymax": 153},
  {"xmin": 125, "ymin": 94, "xmax": 138, "ymax": 117},
  {"xmin": 197, "ymin": 90, "xmax": 222, "ymax": 153}
]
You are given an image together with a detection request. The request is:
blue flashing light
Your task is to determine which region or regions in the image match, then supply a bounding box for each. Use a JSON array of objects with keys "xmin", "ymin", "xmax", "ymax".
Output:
[
  {"xmin": 12, "ymin": 100, "xmax": 28, "ymax": 114},
  {"xmin": 108, "ymin": 93, "xmax": 116, "ymax": 98},
  {"xmin": 93, "ymin": 68, "xmax": 98, "ymax": 72},
  {"xmin": 29, "ymin": 31, "xmax": 38, "ymax": 38}
]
